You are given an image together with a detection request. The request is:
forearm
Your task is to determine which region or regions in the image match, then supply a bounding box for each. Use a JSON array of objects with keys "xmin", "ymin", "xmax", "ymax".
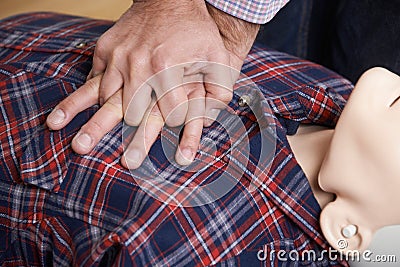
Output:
[{"xmin": 205, "ymin": 0, "xmax": 290, "ymax": 24}]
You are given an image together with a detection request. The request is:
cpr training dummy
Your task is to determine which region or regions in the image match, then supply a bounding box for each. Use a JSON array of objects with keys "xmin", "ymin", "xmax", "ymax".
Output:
[{"xmin": 287, "ymin": 67, "xmax": 400, "ymax": 255}]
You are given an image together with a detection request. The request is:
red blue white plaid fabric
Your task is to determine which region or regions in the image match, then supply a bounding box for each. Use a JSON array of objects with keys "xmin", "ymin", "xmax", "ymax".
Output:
[
  {"xmin": 0, "ymin": 13, "xmax": 353, "ymax": 266},
  {"xmin": 205, "ymin": 0, "xmax": 289, "ymax": 23}
]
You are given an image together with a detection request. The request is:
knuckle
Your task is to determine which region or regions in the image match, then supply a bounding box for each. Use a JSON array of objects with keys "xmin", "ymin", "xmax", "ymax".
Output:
[
  {"xmin": 103, "ymin": 95, "xmax": 123, "ymax": 119},
  {"xmin": 124, "ymin": 115, "xmax": 142, "ymax": 126},
  {"xmin": 182, "ymin": 132, "xmax": 200, "ymax": 148},
  {"xmin": 126, "ymin": 51, "xmax": 147, "ymax": 80},
  {"xmin": 151, "ymin": 51, "xmax": 169, "ymax": 73},
  {"xmin": 127, "ymin": 49, "xmax": 146, "ymax": 67},
  {"xmin": 126, "ymin": 55, "xmax": 138, "ymax": 68},
  {"xmin": 81, "ymin": 120, "xmax": 103, "ymax": 136},
  {"xmin": 103, "ymin": 102, "xmax": 123, "ymax": 119},
  {"xmin": 92, "ymin": 53, "xmax": 104, "ymax": 68},
  {"xmin": 110, "ymin": 90, "xmax": 123, "ymax": 104},
  {"xmin": 85, "ymin": 78, "xmax": 100, "ymax": 96},
  {"xmin": 111, "ymin": 47, "xmax": 127, "ymax": 62},
  {"xmin": 60, "ymin": 95, "xmax": 80, "ymax": 111},
  {"xmin": 95, "ymin": 35, "xmax": 110, "ymax": 55},
  {"xmin": 216, "ymin": 91, "xmax": 233, "ymax": 103}
]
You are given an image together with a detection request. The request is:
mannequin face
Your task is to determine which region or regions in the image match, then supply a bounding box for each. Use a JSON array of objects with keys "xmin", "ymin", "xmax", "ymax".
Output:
[{"xmin": 319, "ymin": 67, "xmax": 400, "ymax": 252}]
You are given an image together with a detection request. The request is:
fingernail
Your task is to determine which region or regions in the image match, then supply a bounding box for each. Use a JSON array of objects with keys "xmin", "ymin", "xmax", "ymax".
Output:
[
  {"xmin": 124, "ymin": 149, "xmax": 142, "ymax": 169},
  {"xmin": 177, "ymin": 148, "xmax": 194, "ymax": 166},
  {"xmin": 48, "ymin": 109, "xmax": 65, "ymax": 125},
  {"xmin": 75, "ymin": 132, "xmax": 93, "ymax": 149}
]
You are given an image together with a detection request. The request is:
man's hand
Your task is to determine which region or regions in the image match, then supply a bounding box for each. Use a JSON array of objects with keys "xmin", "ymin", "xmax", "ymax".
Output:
[{"xmin": 46, "ymin": 0, "xmax": 260, "ymax": 169}]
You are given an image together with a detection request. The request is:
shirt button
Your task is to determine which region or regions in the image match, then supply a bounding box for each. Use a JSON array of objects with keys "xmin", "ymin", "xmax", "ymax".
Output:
[
  {"xmin": 238, "ymin": 95, "xmax": 252, "ymax": 107},
  {"xmin": 75, "ymin": 42, "xmax": 87, "ymax": 49}
]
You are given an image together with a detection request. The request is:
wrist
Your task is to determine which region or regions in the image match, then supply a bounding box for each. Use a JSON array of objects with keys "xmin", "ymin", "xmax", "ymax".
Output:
[
  {"xmin": 206, "ymin": 3, "xmax": 260, "ymax": 62},
  {"xmin": 131, "ymin": 0, "xmax": 209, "ymax": 19}
]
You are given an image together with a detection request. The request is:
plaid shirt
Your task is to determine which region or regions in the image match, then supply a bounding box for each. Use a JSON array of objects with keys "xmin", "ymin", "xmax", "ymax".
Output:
[
  {"xmin": 0, "ymin": 13, "xmax": 353, "ymax": 266},
  {"xmin": 205, "ymin": 0, "xmax": 289, "ymax": 24}
]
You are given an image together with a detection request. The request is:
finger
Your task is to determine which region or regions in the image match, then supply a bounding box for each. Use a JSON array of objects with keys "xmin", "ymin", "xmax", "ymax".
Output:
[
  {"xmin": 204, "ymin": 98, "xmax": 223, "ymax": 127},
  {"xmin": 123, "ymin": 80, "xmax": 153, "ymax": 126},
  {"xmin": 149, "ymin": 63, "xmax": 188, "ymax": 127},
  {"xmin": 122, "ymin": 52, "xmax": 154, "ymax": 126},
  {"xmin": 157, "ymin": 86, "xmax": 188, "ymax": 127},
  {"xmin": 46, "ymin": 75, "xmax": 103, "ymax": 130},
  {"xmin": 72, "ymin": 89, "xmax": 123, "ymax": 154},
  {"xmin": 204, "ymin": 74, "xmax": 234, "ymax": 127},
  {"xmin": 91, "ymin": 48, "xmax": 107, "ymax": 77},
  {"xmin": 203, "ymin": 55, "xmax": 236, "ymax": 127},
  {"xmin": 121, "ymin": 102, "xmax": 164, "ymax": 169},
  {"xmin": 175, "ymin": 86, "xmax": 205, "ymax": 166},
  {"xmin": 98, "ymin": 66, "xmax": 123, "ymax": 106}
]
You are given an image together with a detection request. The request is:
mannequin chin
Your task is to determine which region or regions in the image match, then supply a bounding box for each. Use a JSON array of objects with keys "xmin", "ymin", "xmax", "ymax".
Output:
[{"xmin": 288, "ymin": 67, "xmax": 400, "ymax": 253}]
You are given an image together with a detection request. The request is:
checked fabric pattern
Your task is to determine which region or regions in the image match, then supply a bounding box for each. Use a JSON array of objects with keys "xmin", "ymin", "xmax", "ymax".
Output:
[
  {"xmin": 0, "ymin": 13, "xmax": 353, "ymax": 266},
  {"xmin": 205, "ymin": 0, "xmax": 290, "ymax": 24}
]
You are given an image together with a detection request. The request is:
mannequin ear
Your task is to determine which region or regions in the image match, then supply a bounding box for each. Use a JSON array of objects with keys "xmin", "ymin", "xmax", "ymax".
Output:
[{"xmin": 320, "ymin": 200, "xmax": 374, "ymax": 253}]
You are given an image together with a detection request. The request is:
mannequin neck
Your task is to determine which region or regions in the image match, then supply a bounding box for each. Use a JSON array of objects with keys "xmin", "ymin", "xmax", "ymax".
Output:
[{"xmin": 287, "ymin": 125, "xmax": 335, "ymax": 208}]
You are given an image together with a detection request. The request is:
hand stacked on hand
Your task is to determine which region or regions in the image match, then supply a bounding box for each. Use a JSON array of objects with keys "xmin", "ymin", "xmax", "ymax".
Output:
[{"xmin": 46, "ymin": 0, "xmax": 260, "ymax": 169}]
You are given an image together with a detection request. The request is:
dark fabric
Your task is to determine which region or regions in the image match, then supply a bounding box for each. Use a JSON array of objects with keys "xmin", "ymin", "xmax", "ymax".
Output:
[
  {"xmin": 257, "ymin": 0, "xmax": 400, "ymax": 83},
  {"xmin": 330, "ymin": 0, "xmax": 400, "ymax": 82},
  {"xmin": 256, "ymin": 0, "xmax": 337, "ymax": 67}
]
